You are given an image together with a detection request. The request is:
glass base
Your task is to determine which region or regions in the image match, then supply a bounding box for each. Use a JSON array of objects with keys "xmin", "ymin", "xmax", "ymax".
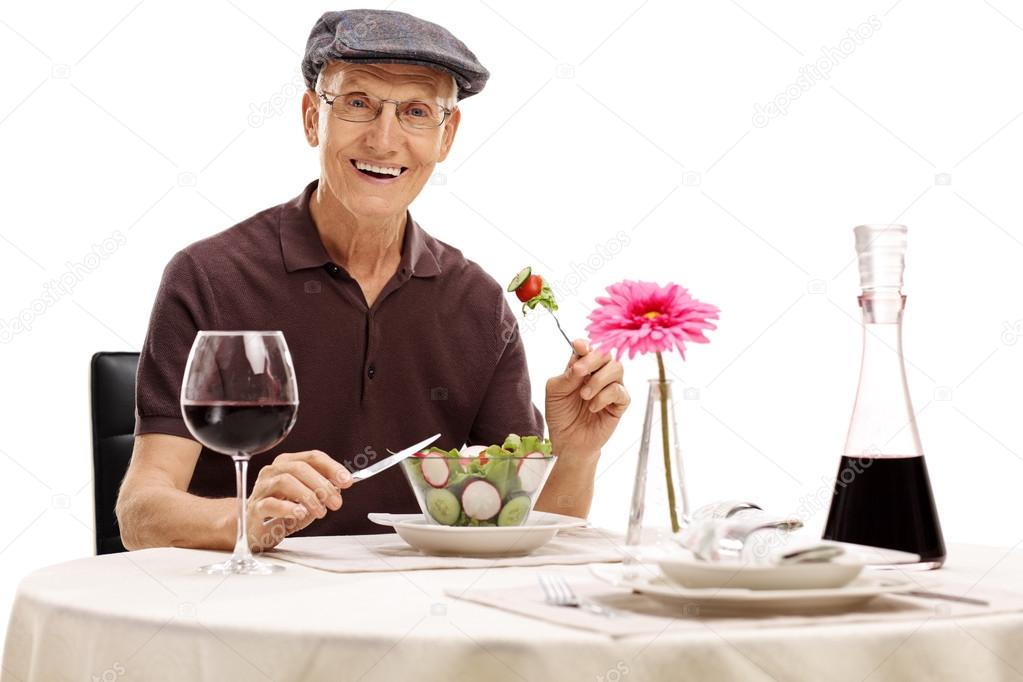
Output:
[{"xmin": 199, "ymin": 556, "xmax": 284, "ymax": 575}]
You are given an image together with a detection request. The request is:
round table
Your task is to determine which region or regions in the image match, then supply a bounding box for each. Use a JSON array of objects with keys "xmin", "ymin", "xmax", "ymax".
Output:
[{"xmin": 3, "ymin": 541, "xmax": 1022, "ymax": 681}]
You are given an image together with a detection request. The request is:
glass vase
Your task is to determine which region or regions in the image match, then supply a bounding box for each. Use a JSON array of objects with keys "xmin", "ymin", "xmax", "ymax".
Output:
[{"xmin": 626, "ymin": 379, "xmax": 690, "ymax": 549}]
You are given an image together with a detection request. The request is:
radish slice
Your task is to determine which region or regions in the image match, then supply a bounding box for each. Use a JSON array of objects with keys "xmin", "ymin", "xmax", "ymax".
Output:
[
  {"xmin": 420, "ymin": 455, "xmax": 450, "ymax": 488},
  {"xmin": 517, "ymin": 452, "xmax": 548, "ymax": 493},
  {"xmin": 461, "ymin": 479, "xmax": 502, "ymax": 520},
  {"xmin": 459, "ymin": 444, "xmax": 488, "ymax": 467}
]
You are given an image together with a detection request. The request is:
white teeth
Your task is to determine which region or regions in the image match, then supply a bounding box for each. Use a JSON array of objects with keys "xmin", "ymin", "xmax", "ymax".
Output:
[{"xmin": 354, "ymin": 160, "xmax": 402, "ymax": 177}]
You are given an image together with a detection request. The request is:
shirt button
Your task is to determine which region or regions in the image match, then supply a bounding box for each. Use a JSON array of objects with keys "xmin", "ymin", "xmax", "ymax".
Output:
[
  {"xmin": 367, "ymin": 363, "xmax": 376, "ymax": 379},
  {"xmin": 325, "ymin": 263, "xmax": 341, "ymax": 276}
]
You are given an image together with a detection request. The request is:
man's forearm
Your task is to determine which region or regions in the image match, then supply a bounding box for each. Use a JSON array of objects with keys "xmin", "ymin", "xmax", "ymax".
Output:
[
  {"xmin": 117, "ymin": 486, "xmax": 237, "ymax": 551},
  {"xmin": 534, "ymin": 449, "xmax": 600, "ymax": 518}
]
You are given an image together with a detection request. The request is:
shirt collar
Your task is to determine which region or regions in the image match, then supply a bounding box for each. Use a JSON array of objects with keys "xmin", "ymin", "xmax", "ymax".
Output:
[{"xmin": 280, "ymin": 179, "xmax": 442, "ymax": 279}]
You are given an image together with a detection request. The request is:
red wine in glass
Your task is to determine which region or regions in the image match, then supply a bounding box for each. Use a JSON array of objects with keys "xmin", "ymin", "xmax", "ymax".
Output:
[
  {"xmin": 182, "ymin": 402, "xmax": 298, "ymax": 456},
  {"xmin": 181, "ymin": 331, "xmax": 299, "ymax": 575}
]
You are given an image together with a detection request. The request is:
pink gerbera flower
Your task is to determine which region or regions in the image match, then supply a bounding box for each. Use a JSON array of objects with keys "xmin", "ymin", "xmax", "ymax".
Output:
[
  {"xmin": 586, "ymin": 280, "xmax": 720, "ymax": 360},
  {"xmin": 587, "ymin": 280, "xmax": 719, "ymax": 533}
]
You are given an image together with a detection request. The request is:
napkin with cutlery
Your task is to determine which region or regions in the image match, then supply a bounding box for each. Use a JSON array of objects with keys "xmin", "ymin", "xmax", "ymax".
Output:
[{"xmin": 673, "ymin": 500, "xmax": 913, "ymax": 565}]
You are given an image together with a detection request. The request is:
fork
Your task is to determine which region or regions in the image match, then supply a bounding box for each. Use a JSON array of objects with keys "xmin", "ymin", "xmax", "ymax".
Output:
[{"xmin": 538, "ymin": 573, "xmax": 618, "ymax": 618}]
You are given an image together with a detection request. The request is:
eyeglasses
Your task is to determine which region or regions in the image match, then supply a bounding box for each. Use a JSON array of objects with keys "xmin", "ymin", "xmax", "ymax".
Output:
[{"xmin": 318, "ymin": 91, "xmax": 452, "ymax": 130}]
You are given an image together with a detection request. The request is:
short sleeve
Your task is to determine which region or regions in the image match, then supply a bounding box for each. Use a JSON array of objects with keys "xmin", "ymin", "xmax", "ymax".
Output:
[
  {"xmin": 134, "ymin": 250, "xmax": 219, "ymax": 438},
  {"xmin": 468, "ymin": 294, "xmax": 545, "ymax": 445}
]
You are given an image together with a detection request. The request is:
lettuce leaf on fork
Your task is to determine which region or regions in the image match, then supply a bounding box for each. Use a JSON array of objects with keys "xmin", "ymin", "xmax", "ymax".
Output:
[{"xmin": 520, "ymin": 278, "xmax": 558, "ymax": 315}]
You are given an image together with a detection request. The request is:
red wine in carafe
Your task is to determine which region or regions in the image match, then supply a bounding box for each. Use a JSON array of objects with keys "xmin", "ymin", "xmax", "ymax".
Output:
[
  {"xmin": 822, "ymin": 225, "xmax": 945, "ymax": 569},
  {"xmin": 823, "ymin": 455, "xmax": 945, "ymax": 563}
]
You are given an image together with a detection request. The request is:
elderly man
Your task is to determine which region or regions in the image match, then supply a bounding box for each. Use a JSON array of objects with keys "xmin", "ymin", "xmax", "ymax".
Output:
[{"xmin": 116, "ymin": 9, "xmax": 629, "ymax": 553}]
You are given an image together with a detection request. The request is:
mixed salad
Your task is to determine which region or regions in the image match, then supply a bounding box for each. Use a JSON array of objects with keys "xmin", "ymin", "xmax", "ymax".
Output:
[
  {"xmin": 403, "ymin": 434, "xmax": 555, "ymax": 527},
  {"xmin": 507, "ymin": 266, "xmax": 558, "ymax": 315}
]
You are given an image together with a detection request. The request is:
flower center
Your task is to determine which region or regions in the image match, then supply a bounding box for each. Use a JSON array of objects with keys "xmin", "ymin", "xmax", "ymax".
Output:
[{"xmin": 642, "ymin": 311, "xmax": 662, "ymax": 320}]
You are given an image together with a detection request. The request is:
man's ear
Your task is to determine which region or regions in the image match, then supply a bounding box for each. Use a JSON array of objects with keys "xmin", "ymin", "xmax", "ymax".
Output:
[
  {"xmin": 436, "ymin": 106, "xmax": 461, "ymax": 163},
  {"xmin": 301, "ymin": 90, "xmax": 319, "ymax": 147}
]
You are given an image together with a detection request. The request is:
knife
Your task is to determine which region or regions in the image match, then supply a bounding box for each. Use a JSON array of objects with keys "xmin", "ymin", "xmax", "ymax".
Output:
[
  {"xmin": 905, "ymin": 590, "xmax": 990, "ymax": 606},
  {"xmin": 261, "ymin": 433, "xmax": 442, "ymax": 526},
  {"xmin": 350, "ymin": 433, "xmax": 442, "ymax": 482}
]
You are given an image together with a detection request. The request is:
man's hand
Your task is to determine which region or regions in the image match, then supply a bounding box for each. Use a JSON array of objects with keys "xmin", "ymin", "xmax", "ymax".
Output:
[
  {"xmin": 545, "ymin": 338, "xmax": 630, "ymax": 459},
  {"xmin": 247, "ymin": 450, "xmax": 353, "ymax": 552}
]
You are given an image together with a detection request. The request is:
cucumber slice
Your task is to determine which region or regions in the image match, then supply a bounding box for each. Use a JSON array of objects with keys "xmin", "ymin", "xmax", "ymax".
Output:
[
  {"xmin": 497, "ymin": 494, "xmax": 531, "ymax": 526},
  {"xmin": 426, "ymin": 488, "xmax": 461, "ymax": 525},
  {"xmin": 506, "ymin": 266, "xmax": 532, "ymax": 292}
]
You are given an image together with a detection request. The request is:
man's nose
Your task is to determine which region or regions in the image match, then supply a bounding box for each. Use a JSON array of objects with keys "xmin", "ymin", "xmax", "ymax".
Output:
[{"xmin": 365, "ymin": 102, "xmax": 401, "ymax": 148}]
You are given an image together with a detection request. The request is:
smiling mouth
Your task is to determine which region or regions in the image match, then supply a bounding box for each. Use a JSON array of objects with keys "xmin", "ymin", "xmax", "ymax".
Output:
[{"xmin": 351, "ymin": 159, "xmax": 408, "ymax": 179}]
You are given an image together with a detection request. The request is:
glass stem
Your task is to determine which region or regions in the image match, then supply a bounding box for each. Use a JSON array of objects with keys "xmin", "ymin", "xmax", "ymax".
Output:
[
  {"xmin": 231, "ymin": 456, "xmax": 253, "ymax": 562},
  {"xmin": 656, "ymin": 352, "xmax": 680, "ymax": 533}
]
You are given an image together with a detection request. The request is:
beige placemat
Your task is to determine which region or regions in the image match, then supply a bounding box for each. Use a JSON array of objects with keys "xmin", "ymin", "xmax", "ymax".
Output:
[
  {"xmin": 266, "ymin": 527, "xmax": 628, "ymax": 573},
  {"xmin": 445, "ymin": 575, "xmax": 1023, "ymax": 638}
]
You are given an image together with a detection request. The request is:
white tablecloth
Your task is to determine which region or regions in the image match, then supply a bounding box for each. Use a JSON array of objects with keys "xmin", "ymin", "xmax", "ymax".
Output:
[{"xmin": 3, "ymin": 539, "xmax": 1022, "ymax": 681}]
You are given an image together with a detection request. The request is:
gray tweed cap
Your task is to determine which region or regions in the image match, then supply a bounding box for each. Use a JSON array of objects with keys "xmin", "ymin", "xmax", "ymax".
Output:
[{"xmin": 302, "ymin": 9, "xmax": 490, "ymax": 100}]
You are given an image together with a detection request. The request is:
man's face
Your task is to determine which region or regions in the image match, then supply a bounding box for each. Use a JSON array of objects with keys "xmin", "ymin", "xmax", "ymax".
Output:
[{"xmin": 303, "ymin": 62, "xmax": 460, "ymax": 221}]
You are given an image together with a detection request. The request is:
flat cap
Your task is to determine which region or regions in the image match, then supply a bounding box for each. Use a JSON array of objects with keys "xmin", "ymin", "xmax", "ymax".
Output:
[{"xmin": 302, "ymin": 10, "xmax": 490, "ymax": 100}]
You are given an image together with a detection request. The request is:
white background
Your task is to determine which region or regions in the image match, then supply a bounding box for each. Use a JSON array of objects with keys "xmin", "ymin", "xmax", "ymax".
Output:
[{"xmin": 2, "ymin": 0, "xmax": 1022, "ymax": 651}]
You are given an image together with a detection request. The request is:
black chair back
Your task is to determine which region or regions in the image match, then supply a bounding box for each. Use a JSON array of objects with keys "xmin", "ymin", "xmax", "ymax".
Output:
[{"xmin": 90, "ymin": 352, "xmax": 139, "ymax": 554}]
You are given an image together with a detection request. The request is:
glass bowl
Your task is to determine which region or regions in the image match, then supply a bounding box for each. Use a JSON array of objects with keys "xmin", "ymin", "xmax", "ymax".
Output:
[{"xmin": 401, "ymin": 451, "xmax": 558, "ymax": 527}]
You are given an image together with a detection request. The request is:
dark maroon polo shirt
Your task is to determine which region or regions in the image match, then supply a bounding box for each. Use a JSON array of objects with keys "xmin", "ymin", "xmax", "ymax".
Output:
[{"xmin": 135, "ymin": 179, "xmax": 545, "ymax": 535}]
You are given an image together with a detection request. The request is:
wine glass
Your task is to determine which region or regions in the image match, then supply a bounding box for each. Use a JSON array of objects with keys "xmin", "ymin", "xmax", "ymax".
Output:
[{"xmin": 181, "ymin": 331, "xmax": 299, "ymax": 575}]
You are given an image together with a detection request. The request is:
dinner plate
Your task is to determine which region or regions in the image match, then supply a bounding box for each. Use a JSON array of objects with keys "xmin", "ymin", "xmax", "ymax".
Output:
[
  {"xmin": 367, "ymin": 511, "xmax": 588, "ymax": 557},
  {"xmin": 648, "ymin": 551, "xmax": 865, "ymax": 590},
  {"xmin": 589, "ymin": 564, "xmax": 914, "ymax": 612}
]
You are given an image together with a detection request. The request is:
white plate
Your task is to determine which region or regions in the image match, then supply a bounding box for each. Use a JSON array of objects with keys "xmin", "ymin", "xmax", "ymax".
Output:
[
  {"xmin": 590, "ymin": 564, "xmax": 914, "ymax": 612},
  {"xmin": 367, "ymin": 512, "xmax": 588, "ymax": 557},
  {"xmin": 649, "ymin": 551, "xmax": 864, "ymax": 590}
]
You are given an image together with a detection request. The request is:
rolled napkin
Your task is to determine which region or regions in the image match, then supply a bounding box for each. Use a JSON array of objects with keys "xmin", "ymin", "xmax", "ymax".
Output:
[{"xmin": 676, "ymin": 500, "xmax": 842, "ymax": 565}]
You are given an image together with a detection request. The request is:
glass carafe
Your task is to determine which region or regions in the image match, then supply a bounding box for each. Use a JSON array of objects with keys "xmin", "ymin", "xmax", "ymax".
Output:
[{"xmin": 822, "ymin": 225, "xmax": 946, "ymax": 569}]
